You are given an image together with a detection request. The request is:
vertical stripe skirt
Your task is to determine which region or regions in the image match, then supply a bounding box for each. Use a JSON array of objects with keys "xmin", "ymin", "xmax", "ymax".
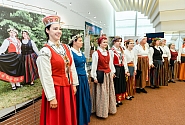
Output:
[
  {"xmin": 127, "ymin": 66, "xmax": 135, "ymax": 96},
  {"xmin": 91, "ymin": 73, "xmax": 117, "ymax": 118},
  {"xmin": 161, "ymin": 57, "xmax": 169, "ymax": 86},
  {"xmin": 136, "ymin": 56, "xmax": 150, "ymax": 88}
]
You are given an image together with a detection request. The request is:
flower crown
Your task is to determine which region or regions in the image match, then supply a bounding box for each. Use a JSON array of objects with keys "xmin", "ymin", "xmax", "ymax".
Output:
[{"xmin": 69, "ymin": 34, "xmax": 83, "ymax": 44}]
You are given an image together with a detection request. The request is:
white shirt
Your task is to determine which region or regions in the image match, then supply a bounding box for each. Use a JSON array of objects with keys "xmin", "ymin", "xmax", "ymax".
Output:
[
  {"xmin": 90, "ymin": 46, "xmax": 115, "ymax": 80},
  {"xmin": 160, "ymin": 45, "xmax": 171, "ymax": 60},
  {"xmin": 133, "ymin": 44, "xmax": 151, "ymax": 65},
  {"xmin": 124, "ymin": 49, "xmax": 137, "ymax": 71},
  {"xmin": 178, "ymin": 47, "xmax": 185, "ymax": 61},
  {"xmin": 71, "ymin": 47, "xmax": 89, "ymax": 76},
  {"xmin": 112, "ymin": 46, "xmax": 129, "ymax": 73},
  {"xmin": 36, "ymin": 40, "xmax": 79, "ymax": 101},
  {"xmin": 22, "ymin": 39, "xmax": 39, "ymax": 55},
  {"xmin": 0, "ymin": 37, "xmax": 21, "ymax": 54},
  {"xmin": 149, "ymin": 46, "xmax": 164, "ymax": 65}
]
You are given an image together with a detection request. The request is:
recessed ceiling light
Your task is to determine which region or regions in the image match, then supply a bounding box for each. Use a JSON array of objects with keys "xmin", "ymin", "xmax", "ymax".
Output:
[
  {"xmin": 104, "ymin": 24, "xmax": 105, "ymax": 25},
  {"xmin": 100, "ymin": 21, "xmax": 102, "ymax": 23},
  {"xmin": 88, "ymin": 12, "xmax": 90, "ymax": 14},
  {"xmin": 94, "ymin": 16, "xmax": 96, "ymax": 18},
  {"xmin": 69, "ymin": 2, "xmax": 72, "ymax": 6}
]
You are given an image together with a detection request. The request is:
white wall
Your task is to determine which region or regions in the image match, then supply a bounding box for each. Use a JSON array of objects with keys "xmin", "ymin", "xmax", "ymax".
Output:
[{"xmin": 1, "ymin": 0, "xmax": 115, "ymax": 36}]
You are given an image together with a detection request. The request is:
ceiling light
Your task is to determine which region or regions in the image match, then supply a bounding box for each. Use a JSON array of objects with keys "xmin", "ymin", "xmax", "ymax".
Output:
[
  {"xmin": 69, "ymin": 2, "xmax": 72, "ymax": 6},
  {"xmin": 100, "ymin": 21, "xmax": 102, "ymax": 23},
  {"xmin": 104, "ymin": 24, "xmax": 105, "ymax": 25},
  {"xmin": 88, "ymin": 12, "xmax": 90, "ymax": 14},
  {"xmin": 94, "ymin": 16, "xmax": 96, "ymax": 18}
]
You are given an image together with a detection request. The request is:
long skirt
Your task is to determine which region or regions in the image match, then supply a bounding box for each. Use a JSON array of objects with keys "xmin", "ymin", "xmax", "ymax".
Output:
[
  {"xmin": 0, "ymin": 53, "xmax": 24, "ymax": 82},
  {"xmin": 23, "ymin": 53, "xmax": 39, "ymax": 83},
  {"xmin": 91, "ymin": 73, "xmax": 117, "ymax": 118},
  {"xmin": 161, "ymin": 57, "xmax": 169, "ymax": 86},
  {"xmin": 169, "ymin": 60, "xmax": 180, "ymax": 80},
  {"xmin": 40, "ymin": 85, "xmax": 77, "ymax": 125},
  {"xmin": 136, "ymin": 56, "xmax": 150, "ymax": 88},
  {"xmin": 76, "ymin": 75, "xmax": 91, "ymax": 125},
  {"xmin": 179, "ymin": 62, "xmax": 185, "ymax": 80},
  {"xmin": 127, "ymin": 66, "xmax": 135, "ymax": 96},
  {"xmin": 113, "ymin": 66, "xmax": 127, "ymax": 101},
  {"xmin": 150, "ymin": 60, "xmax": 163, "ymax": 86}
]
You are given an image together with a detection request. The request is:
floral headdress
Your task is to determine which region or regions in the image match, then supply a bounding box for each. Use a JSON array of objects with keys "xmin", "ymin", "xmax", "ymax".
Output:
[{"xmin": 69, "ymin": 34, "xmax": 83, "ymax": 44}]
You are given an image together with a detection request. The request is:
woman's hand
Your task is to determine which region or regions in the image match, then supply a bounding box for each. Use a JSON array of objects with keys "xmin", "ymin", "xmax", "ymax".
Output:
[
  {"xmin": 126, "ymin": 72, "xmax": 130, "ymax": 76},
  {"xmin": 134, "ymin": 70, "xmax": 137, "ymax": 75},
  {"xmin": 50, "ymin": 98, "xmax": 57, "ymax": 109},
  {"xmin": 94, "ymin": 79, "xmax": 98, "ymax": 83},
  {"xmin": 73, "ymin": 86, "xmax": 77, "ymax": 95},
  {"xmin": 112, "ymin": 74, "xmax": 116, "ymax": 78}
]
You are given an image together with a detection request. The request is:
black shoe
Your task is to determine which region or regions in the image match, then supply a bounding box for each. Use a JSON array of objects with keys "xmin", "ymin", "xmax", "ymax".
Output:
[
  {"xmin": 12, "ymin": 86, "xmax": 17, "ymax": 90},
  {"xmin": 155, "ymin": 85, "xmax": 159, "ymax": 88},
  {"xmin": 140, "ymin": 88, "xmax": 147, "ymax": 93},
  {"xmin": 168, "ymin": 80, "xmax": 172, "ymax": 83},
  {"xmin": 16, "ymin": 85, "xmax": 23, "ymax": 88},
  {"xmin": 116, "ymin": 103, "xmax": 119, "ymax": 107},
  {"xmin": 118, "ymin": 102, "xmax": 123, "ymax": 105},
  {"xmin": 150, "ymin": 86, "xmax": 155, "ymax": 89},
  {"xmin": 171, "ymin": 80, "xmax": 176, "ymax": 83},
  {"xmin": 130, "ymin": 96, "xmax": 134, "ymax": 98},
  {"xmin": 126, "ymin": 97, "xmax": 132, "ymax": 100},
  {"xmin": 136, "ymin": 88, "xmax": 141, "ymax": 93}
]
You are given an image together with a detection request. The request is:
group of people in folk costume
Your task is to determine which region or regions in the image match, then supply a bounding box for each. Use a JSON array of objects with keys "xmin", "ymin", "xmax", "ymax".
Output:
[{"xmin": 1, "ymin": 15, "xmax": 185, "ymax": 125}]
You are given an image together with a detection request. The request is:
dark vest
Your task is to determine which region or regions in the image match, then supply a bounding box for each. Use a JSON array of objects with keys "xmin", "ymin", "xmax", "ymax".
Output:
[{"xmin": 153, "ymin": 46, "xmax": 163, "ymax": 61}]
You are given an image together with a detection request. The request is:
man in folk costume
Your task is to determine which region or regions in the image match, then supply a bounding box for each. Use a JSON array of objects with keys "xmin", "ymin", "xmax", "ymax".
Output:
[{"xmin": 0, "ymin": 28, "xmax": 24, "ymax": 90}]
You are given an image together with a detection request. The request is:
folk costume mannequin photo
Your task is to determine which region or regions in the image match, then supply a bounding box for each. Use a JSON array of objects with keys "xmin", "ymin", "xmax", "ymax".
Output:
[
  {"xmin": 91, "ymin": 36, "xmax": 117, "ymax": 118},
  {"xmin": 36, "ymin": 15, "xmax": 79, "ymax": 125},
  {"xmin": 69, "ymin": 34, "xmax": 91, "ymax": 125},
  {"xmin": 133, "ymin": 36, "xmax": 150, "ymax": 93},
  {"xmin": 0, "ymin": 28, "xmax": 24, "ymax": 90},
  {"xmin": 111, "ymin": 36, "xmax": 130, "ymax": 107},
  {"xmin": 21, "ymin": 30, "xmax": 39, "ymax": 85}
]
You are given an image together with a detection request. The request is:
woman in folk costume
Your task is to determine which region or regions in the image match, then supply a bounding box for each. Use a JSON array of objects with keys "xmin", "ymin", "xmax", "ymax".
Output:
[
  {"xmin": 178, "ymin": 41, "xmax": 185, "ymax": 81},
  {"xmin": 168, "ymin": 43, "xmax": 178, "ymax": 83},
  {"xmin": 91, "ymin": 36, "xmax": 117, "ymax": 118},
  {"xmin": 160, "ymin": 39, "xmax": 171, "ymax": 85},
  {"xmin": 111, "ymin": 36, "xmax": 130, "ymax": 107},
  {"xmin": 124, "ymin": 39, "xmax": 137, "ymax": 99},
  {"xmin": 0, "ymin": 28, "xmax": 24, "ymax": 90},
  {"xmin": 133, "ymin": 36, "xmax": 150, "ymax": 93},
  {"xmin": 149, "ymin": 39, "xmax": 164, "ymax": 88},
  {"xmin": 21, "ymin": 30, "xmax": 39, "ymax": 85},
  {"xmin": 69, "ymin": 34, "xmax": 91, "ymax": 125},
  {"xmin": 36, "ymin": 15, "xmax": 78, "ymax": 125}
]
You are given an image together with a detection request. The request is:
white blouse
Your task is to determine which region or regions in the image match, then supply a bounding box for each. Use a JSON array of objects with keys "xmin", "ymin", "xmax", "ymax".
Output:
[
  {"xmin": 71, "ymin": 47, "xmax": 88, "ymax": 76},
  {"xmin": 22, "ymin": 39, "xmax": 39, "ymax": 55},
  {"xmin": 0, "ymin": 37, "xmax": 21, "ymax": 54},
  {"xmin": 112, "ymin": 46, "xmax": 128, "ymax": 73},
  {"xmin": 160, "ymin": 45, "xmax": 171, "ymax": 60},
  {"xmin": 178, "ymin": 47, "xmax": 185, "ymax": 61},
  {"xmin": 90, "ymin": 46, "xmax": 115, "ymax": 80},
  {"xmin": 36, "ymin": 40, "xmax": 79, "ymax": 101},
  {"xmin": 124, "ymin": 49, "xmax": 137, "ymax": 71},
  {"xmin": 149, "ymin": 46, "xmax": 164, "ymax": 65}
]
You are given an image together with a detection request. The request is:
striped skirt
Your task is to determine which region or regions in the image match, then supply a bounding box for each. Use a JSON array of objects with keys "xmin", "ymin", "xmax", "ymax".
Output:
[
  {"xmin": 91, "ymin": 73, "xmax": 117, "ymax": 118},
  {"xmin": 136, "ymin": 56, "xmax": 150, "ymax": 88},
  {"xmin": 161, "ymin": 57, "xmax": 168, "ymax": 86},
  {"xmin": 127, "ymin": 66, "xmax": 135, "ymax": 96}
]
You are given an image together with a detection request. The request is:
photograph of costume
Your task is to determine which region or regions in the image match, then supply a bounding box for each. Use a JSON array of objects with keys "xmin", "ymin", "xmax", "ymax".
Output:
[
  {"xmin": 21, "ymin": 30, "xmax": 39, "ymax": 85},
  {"xmin": 0, "ymin": 28, "xmax": 24, "ymax": 90}
]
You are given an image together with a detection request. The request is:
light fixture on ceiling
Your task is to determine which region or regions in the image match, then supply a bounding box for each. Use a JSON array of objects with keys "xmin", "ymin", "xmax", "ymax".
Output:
[
  {"xmin": 94, "ymin": 16, "xmax": 96, "ymax": 18},
  {"xmin": 100, "ymin": 21, "xmax": 102, "ymax": 23},
  {"xmin": 104, "ymin": 24, "xmax": 105, "ymax": 25},
  {"xmin": 69, "ymin": 2, "xmax": 72, "ymax": 6},
  {"xmin": 88, "ymin": 12, "xmax": 90, "ymax": 14}
]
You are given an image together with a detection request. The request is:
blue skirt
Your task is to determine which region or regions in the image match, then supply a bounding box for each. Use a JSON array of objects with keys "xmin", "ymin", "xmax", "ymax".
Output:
[{"xmin": 76, "ymin": 75, "xmax": 91, "ymax": 125}]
